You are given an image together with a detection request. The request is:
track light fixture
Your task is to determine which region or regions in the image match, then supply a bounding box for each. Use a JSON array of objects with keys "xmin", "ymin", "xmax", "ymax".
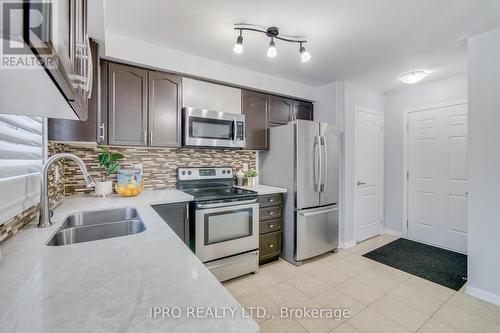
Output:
[{"xmin": 233, "ymin": 25, "xmax": 310, "ymax": 62}]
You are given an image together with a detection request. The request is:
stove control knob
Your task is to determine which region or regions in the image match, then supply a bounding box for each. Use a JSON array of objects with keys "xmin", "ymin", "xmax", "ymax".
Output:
[
  {"xmin": 226, "ymin": 169, "xmax": 231, "ymax": 174},
  {"xmin": 222, "ymin": 170, "xmax": 226, "ymax": 174},
  {"xmin": 187, "ymin": 171, "xmax": 192, "ymax": 176},
  {"xmin": 181, "ymin": 171, "xmax": 186, "ymax": 176}
]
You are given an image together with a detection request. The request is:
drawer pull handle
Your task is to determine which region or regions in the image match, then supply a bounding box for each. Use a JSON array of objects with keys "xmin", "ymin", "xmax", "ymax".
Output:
[
  {"xmin": 269, "ymin": 211, "xmax": 275, "ymax": 215},
  {"xmin": 268, "ymin": 198, "xmax": 275, "ymax": 202},
  {"xmin": 268, "ymin": 224, "xmax": 274, "ymax": 228},
  {"xmin": 268, "ymin": 244, "xmax": 274, "ymax": 248}
]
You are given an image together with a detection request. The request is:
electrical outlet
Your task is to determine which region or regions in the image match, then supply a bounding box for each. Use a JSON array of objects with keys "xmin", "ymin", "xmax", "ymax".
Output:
[{"xmin": 242, "ymin": 163, "xmax": 249, "ymax": 171}]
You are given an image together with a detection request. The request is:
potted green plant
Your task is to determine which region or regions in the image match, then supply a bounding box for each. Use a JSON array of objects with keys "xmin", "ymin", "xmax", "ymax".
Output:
[
  {"xmin": 95, "ymin": 148, "xmax": 124, "ymax": 196},
  {"xmin": 245, "ymin": 169, "xmax": 258, "ymax": 187}
]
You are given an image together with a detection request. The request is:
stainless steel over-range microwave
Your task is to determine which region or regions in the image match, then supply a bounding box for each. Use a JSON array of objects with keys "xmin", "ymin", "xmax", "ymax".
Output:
[{"xmin": 183, "ymin": 108, "xmax": 246, "ymax": 148}]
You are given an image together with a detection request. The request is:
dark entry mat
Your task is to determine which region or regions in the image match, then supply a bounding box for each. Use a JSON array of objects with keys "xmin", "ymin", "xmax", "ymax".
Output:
[{"xmin": 363, "ymin": 238, "xmax": 467, "ymax": 291}]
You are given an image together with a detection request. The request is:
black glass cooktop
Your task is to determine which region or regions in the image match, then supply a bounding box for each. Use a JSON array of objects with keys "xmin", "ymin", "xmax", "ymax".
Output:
[{"xmin": 182, "ymin": 186, "xmax": 257, "ymax": 202}]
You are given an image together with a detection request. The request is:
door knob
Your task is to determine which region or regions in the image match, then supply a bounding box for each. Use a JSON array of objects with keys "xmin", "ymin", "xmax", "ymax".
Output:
[{"xmin": 357, "ymin": 181, "xmax": 366, "ymax": 186}]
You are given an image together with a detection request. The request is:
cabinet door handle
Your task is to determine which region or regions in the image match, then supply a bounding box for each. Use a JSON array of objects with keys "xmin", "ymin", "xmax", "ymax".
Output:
[
  {"xmin": 98, "ymin": 123, "xmax": 105, "ymax": 141},
  {"xmin": 143, "ymin": 131, "xmax": 147, "ymax": 144},
  {"xmin": 269, "ymin": 211, "xmax": 275, "ymax": 215},
  {"xmin": 268, "ymin": 198, "xmax": 275, "ymax": 202},
  {"xmin": 268, "ymin": 224, "xmax": 274, "ymax": 228},
  {"xmin": 149, "ymin": 131, "xmax": 153, "ymax": 145},
  {"xmin": 268, "ymin": 243, "xmax": 274, "ymax": 248}
]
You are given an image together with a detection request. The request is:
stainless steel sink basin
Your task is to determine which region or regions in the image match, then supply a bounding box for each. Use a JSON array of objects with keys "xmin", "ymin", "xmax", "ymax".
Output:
[{"xmin": 47, "ymin": 208, "xmax": 146, "ymax": 246}]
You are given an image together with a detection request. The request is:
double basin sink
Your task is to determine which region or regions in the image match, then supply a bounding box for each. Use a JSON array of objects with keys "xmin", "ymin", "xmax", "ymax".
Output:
[{"xmin": 47, "ymin": 207, "xmax": 146, "ymax": 246}]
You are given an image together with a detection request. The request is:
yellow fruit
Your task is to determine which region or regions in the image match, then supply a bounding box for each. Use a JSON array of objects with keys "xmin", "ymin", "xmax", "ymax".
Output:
[
  {"xmin": 123, "ymin": 189, "xmax": 132, "ymax": 196},
  {"xmin": 126, "ymin": 183, "xmax": 135, "ymax": 190}
]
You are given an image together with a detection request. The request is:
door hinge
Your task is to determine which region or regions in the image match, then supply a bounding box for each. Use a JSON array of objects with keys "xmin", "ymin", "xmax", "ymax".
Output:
[
  {"xmin": 406, "ymin": 171, "xmax": 409, "ymax": 180},
  {"xmin": 406, "ymin": 122, "xmax": 409, "ymax": 131},
  {"xmin": 406, "ymin": 219, "xmax": 409, "ymax": 228}
]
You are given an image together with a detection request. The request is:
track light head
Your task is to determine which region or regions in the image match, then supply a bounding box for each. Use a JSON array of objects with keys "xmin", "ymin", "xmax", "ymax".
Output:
[
  {"xmin": 267, "ymin": 38, "xmax": 277, "ymax": 58},
  {"xmin": 299, "ymin": 43, "xmax": 311, "ymax": 62},
  {"xmin": 233, "ymin": 30, "xmax": 243, "ymax": 54}
]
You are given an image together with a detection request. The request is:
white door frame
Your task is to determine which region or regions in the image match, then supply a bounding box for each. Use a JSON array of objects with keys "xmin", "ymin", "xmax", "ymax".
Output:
[
  {"xmin": 353, "ymin": 107, "xmax": 384, "ymax": 243},
  {"xmin": 402, "ymin": 99, "xmax": 468, "ymax": 237}
]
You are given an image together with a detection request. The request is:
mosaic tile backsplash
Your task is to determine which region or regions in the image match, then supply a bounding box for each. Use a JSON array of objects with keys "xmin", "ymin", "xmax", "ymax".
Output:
[{"xmin": 48, "ymin": 142, "xmax": 256, "ymax": 196}]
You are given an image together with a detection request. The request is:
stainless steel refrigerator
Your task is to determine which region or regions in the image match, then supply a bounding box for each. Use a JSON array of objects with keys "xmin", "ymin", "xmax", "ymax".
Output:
[{"xmin": 259, "ymin": 120, "xmax": 339, "ymax": 265}]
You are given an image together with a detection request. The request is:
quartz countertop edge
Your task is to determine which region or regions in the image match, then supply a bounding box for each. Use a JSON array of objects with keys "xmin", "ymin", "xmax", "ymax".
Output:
[
  {"xmin": 0, "ymin": 189, "xmax": 260, "ymax": 333},
  {"xmin": 235, "ymin": 184, "xmax": 287, "ymax": 195}
]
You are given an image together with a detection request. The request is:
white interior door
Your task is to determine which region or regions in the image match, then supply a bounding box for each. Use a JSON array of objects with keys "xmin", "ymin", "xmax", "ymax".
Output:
[
  {"xmin": 407, "ymin": 103, "xmax": 468, "ymax": 253},
  {"xmin": 354, "ymin": 109, "xmax": 384, "ymax": 242}
]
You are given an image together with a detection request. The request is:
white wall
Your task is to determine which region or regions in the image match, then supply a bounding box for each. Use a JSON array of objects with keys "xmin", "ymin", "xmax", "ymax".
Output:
[
  {"xmin": 340, "ymin": 81, "xmax": 385, "ymax": 247},
  {"xmin": 314, "ymin": 81, "xmax": 341, "ymax": 124},
  {"xmin": 384, "ymin": 75, "xmax": 467, "ymax": 234},
  {"xmin": 104, "ymin": 33, "xmax": 317, "ymax": 101},
  {"xmin": 466, "ymin": 28, "xmax": 500, "ymax": 306}
]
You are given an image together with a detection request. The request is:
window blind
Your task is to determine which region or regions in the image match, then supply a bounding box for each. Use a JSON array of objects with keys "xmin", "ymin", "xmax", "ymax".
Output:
[{"xmin": 0, "ymin": 114, "xmax": 44, "ymax": 224}]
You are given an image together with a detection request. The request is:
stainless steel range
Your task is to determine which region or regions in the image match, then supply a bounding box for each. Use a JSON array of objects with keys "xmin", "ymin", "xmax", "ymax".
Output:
[{"xmin": 177, "ymin": 167, "xmax": 259, "ymax": 282}]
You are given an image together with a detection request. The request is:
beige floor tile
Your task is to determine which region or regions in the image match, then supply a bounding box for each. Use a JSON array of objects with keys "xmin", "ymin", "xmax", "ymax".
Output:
[
  {"xmin": 404, "ymin": 277, "xmax": 455, "ymax": 302},
  {"xmin": 340, "ymin": 254, "xmax": 380, "ymax": 270},
  {"xmin": 328, "ymin": 259, "xmax": 365, "ymax": 278},
  {"xmin": 287, "ymin": 273, "xmax": 332, "ymax": 297},
  {"xmin": 237, "ymin": 290, "xmax": 281, "ymax": 324},
  {"xmin": 246, "ymin": 268, "xmax": 283, "ymax": 289},
  {"xmin": 292, "ymin": 299, "xmax": 346, "ymax": 333},
  {"xmin": 354, "ymin": 268, "xmax": 408, "ymax": 293},
  {"xmin": 261, "ymin": 281, "xmax": 310, "ymax": 308},
  {"xmin": 388, "ymin": 283, "xmax": 445, "ymax": 316},
  {"xmin": 223, "ymin": 275, "xmax": 260, "ymax": 299},
  {"xmin": 416, "ymin": 318, "xmax": 458, "ymax": 333},
  {"xmin": 445, "ymin": 292, "xmax": 500, "ymax": 325},
  {"xmin": 309, "ymin": 265, "xmax": 351, "ymax": 287},
  {"xmin": 312, "ymin": 287, "xmax": 365, "ymax": 317},
  {"xmin": 331, "ymin": 323, "xmax": 361, "ymax": 333},
  {"xmin": 265, "ymin": 260, "xmax": 305, "ymax": 280},
  {"xmin": 298, "ymin": 253, "xmax": 337, "ymax": 272},
  {"xmin": 259, "ymin": 317, "xmax": 309, "ymax": 333},
  {"xmin": 336, "ymin": 279, "xmax": 385, "ymax": 306},
  {"xmin": 347, "ymin": 308, "xmax": 409, "ymax": 333},
  {"xmin": 370, "ymin": 295, "xmax": 429, "ymax": 332},
  {"xmin": 432, "ymin": 304, "xmax": 500, "ymax": 332},
  {"xmin": 371, "ymin": 263, "xmax": 413, "ymax": 281}
]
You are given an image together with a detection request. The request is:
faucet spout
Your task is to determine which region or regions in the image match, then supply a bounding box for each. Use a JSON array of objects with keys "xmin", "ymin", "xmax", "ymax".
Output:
[{"xmin": 38, "ymin": 153, "xmax": 96, "ymax": 228}]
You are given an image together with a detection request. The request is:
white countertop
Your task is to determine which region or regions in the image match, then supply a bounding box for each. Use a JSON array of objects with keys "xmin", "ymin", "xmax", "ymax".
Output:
[
  {"xmin": 235, "ymin": 184, "xmax": 287, "ymax": 195},
  {"xmin": 0, "ymin": 189, "xmax": 259, "ymax": 333}
]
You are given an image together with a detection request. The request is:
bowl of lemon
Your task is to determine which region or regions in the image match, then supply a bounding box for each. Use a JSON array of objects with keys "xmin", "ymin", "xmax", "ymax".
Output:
[{"xmin": 116, "ymin": 167, "xmax": 144, "ymax": 197}]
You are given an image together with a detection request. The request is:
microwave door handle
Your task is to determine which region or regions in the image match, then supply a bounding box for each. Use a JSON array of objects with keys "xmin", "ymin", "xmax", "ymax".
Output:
[{"xmin": 233, "ymin": 118, "xmax": 237, "ymax": 142}]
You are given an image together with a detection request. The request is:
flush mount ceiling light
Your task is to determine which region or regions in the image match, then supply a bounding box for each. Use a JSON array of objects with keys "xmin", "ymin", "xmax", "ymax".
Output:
[
  {"xmin": 233, "ymin": 25, "xmax": 310, "ymax": 62},
  {"xmin": 399, "ymin": 70, "xmax": 430, "ymax": 84}
]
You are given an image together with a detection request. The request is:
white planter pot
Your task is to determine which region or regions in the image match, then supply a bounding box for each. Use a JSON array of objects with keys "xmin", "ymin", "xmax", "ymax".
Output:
[
  {"xmin": 95, "ymin": 181, "xmax": 113, "ymax": 197},
  {"xmin": 246, "ymin": 177, "xmax": 257, "ymax": 187}
]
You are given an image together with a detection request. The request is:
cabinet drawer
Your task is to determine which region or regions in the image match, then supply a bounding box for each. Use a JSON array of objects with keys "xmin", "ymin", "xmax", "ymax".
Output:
[
  {"xmin": 260, "ymin": 206, "xmax": 281, "ymax": 221},
  {"xmin": 259, "ymin": 218, "xmax": 282, "ymax": 234},
  {"xmin": 259, "ymin": 231, "xmax": 281, "ymax": 258},
  {"xmin": 259, "ymin": 194, "xmax": 282, "ymax": 208}
]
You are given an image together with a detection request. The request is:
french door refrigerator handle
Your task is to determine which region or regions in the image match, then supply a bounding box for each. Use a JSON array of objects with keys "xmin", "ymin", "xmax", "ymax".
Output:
[
  {"xmin": 314, "ymin": 136, "xmax": 321, "ymax": 192},
  {"xmin": 320, "ymin": 136, "xmax": 328, "ymax": 192},
  {"xmin": 299, "ymin": 206, "xmax": 338, "ymax": 217}
]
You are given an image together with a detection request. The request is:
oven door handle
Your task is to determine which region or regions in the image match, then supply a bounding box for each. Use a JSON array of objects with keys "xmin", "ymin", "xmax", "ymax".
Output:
[{"xmin": 197, "ymin": 198, "xmax": 258, "ymax": 209}]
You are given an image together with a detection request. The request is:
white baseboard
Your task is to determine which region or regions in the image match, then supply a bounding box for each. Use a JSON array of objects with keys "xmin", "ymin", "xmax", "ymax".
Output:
[
  {"xmin": 465, "ymin": 286, "xmax": 500, "ymax": 306},
  {"xmin": 384, "ymin": 228, "xmax": 404, "ymax": 237},
  {"xmin": 340, "ymin": 240, "xmax": 356, "ymax": 249}
]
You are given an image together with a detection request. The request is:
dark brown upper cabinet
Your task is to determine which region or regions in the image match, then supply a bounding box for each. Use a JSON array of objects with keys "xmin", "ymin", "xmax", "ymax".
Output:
[
  {"xmin": 242, "ymin": 90, "xmax": 269, "ymax": 150},
  {"xmin": 268, "ymin": 95, "xmax": 293, "ymax": 125},
  {"xmin": 148, "ymin": 71, "xmax": 182, "ymax": 147},
  {"xmin": 108, "ymin": 62, "xmax": 148, "ymax": 146},
  {"xmin": 293, "ymin": 100, "xmax": 314, "ymax": 121}
]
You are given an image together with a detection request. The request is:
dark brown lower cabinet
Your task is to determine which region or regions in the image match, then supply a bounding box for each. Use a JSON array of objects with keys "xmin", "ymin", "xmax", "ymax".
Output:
[{"xmin": 259, "ymin": 193, "xmax": 283, "ymax": 264}]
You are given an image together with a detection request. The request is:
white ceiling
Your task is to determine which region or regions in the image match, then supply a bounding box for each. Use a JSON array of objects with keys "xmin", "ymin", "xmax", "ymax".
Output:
[{"xmin": 104, "ymin": 0, "xmax": 500, "ymax": 92}]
